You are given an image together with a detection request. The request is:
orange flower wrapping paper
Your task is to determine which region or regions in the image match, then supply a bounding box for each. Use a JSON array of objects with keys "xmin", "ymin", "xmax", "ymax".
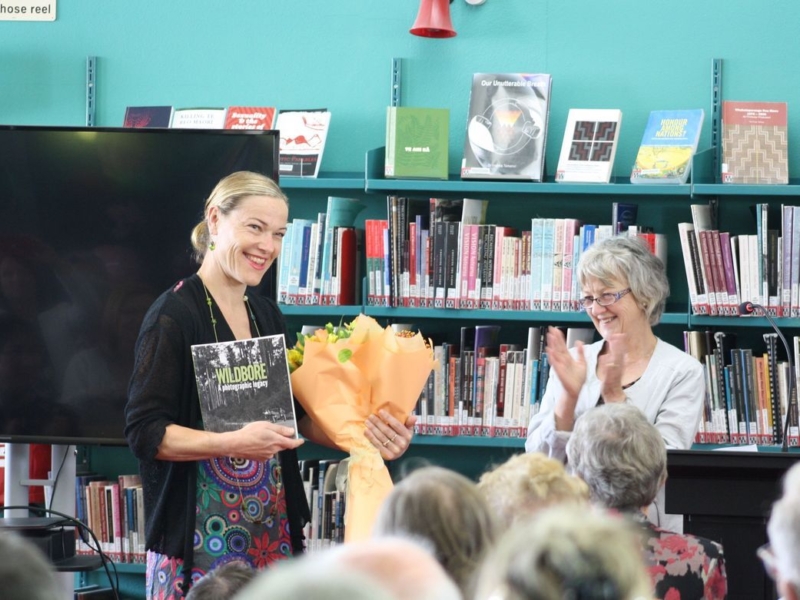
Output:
[{"xmin": 289, "ymin": 314, "xmax": 435, "ymax": 541}]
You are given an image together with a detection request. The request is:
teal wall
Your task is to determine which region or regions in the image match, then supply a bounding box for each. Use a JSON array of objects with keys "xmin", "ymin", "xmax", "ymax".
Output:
[{"xmin": 1, "ymin": 0, "xmax": 798, "ymax": 177}]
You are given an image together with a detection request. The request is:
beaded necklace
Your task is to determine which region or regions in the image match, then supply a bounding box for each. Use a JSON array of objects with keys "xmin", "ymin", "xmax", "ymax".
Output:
[{"xmin": 201, "ymin": 280, "xmax": 282, "ymax": 525}]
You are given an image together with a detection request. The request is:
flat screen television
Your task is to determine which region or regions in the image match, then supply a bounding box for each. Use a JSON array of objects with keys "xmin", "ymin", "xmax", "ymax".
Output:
[{"xmin": 0, "ymin": 125, "xmax": 280, "ymax": 445}]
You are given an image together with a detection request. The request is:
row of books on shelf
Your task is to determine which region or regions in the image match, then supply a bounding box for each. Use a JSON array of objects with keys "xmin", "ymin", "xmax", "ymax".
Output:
[
  {"xmin": 276, "ymin": 196, "xmax": 367, "ymax": 306},
  {"xmin": 301, "ymin": 458, "xmax": 346, "ymax": 552},
  {"xmin": 123, "ymin": 105, "xmax": 331, "ymax": 178},
  {"xmin": 412, "ymin": 326, "xmax": 593, "ymax": 438},
  {"xmin": 75, "ymin": 473, "xmax": 145, "ymax": 564},
  {"xmin": 686, "ymin": 329, "xmax": 800, "ymax": 446},
  {"xmin": 386, "ymin": 72, "xmax": 788, "ymax": 185},
  {"xmin": 680, "ymin": 203, "xmax": 800, "ymax": 317},
  {"xmin": 372, "ymin": 196, "xmax": 663, "ymax": 310}
]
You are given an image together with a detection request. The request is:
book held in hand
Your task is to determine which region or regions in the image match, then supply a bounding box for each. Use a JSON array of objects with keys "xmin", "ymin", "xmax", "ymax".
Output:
[
  {"xmin": 461, "ymin": 73, "xmax": 552, "ymax": 182},
  {"xmin": 722, "ymin": 101, "xmax": 788, "ymax": 184},
  {"xmin": 385, "ymin": 107, "xmax": 449, "ymax": 179},
  {"xmin": 276, "ymin": 109, "xmax": 332, "ymax": 178},
  {"xmin": 191, "ymin": 334, "xmax": 298, "ymax": 435},
  {"xmin": 630, "ymin": 109, "xmax": 704, "ymax": 184},
  {"xmin": 556, "ymin": 109, "xmax": 622, "ymax": 183}
]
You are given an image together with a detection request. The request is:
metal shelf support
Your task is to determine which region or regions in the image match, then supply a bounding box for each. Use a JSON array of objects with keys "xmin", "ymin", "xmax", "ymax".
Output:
[{"xmin": 86, "ymin": 56, "xmax": 97, "ymax": 127}]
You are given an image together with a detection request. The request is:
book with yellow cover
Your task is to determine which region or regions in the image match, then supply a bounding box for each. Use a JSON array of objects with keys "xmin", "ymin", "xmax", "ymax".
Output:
[{"xmin": 630, "ymin": 109, "xmax": 704, "ymax": 184}]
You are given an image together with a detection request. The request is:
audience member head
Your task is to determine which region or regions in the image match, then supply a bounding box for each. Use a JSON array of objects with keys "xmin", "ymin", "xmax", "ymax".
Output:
[
  {"xmin": 566, "ymin": 403, "xmax": 666, "ymax": 512},
  {"xmin": 232, "ymin": 553, "xmax": 397, "ymax": 600},
  {"xmin": 473, "ymin": 505, "xmax": 652, "ymax": 600},
  {"xmin": 319, "ymin": 536, "xmax": 462, "ymax": 600},
  {"xmin": 478, "ymin": 452, "xmax": 589, "ymax": 529},
  {"xmin": 765, "ymin": 462, "xmax": 800, "ymax": 600},
  {"xmin": 186, "ymin": 560, "xmax": 257, "ymax": 600},
  {"xmin": 578, "ymin": 234, "xmax": 669, "ymax": 326},
  {"xmin": 373, "ymin": 465, "xmax": 496, "ymax": 596},
  {"xmin": 0, "ymin": 531, "xmax": 61, "ymax": 600}
]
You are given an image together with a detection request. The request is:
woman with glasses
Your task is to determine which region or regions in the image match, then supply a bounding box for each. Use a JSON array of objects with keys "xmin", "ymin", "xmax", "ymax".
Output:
[{"xmin": 525, "ymin": 235, "xmax": 705, "ymax": 464}]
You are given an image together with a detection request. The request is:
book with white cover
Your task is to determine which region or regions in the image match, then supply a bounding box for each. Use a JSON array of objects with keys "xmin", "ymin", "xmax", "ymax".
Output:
[
  {"xmin": 170, "ymin": 107, "xmax": 226, "ymax": 129},
  {"xmin": 556, "ymin": 109, "xmax": 622, "ymax": 183}
]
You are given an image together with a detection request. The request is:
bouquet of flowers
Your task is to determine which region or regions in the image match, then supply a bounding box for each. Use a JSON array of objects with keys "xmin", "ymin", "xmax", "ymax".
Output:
[{"xmin": 288, "ymin": 314, "xmax": 435, "ymax": 541}]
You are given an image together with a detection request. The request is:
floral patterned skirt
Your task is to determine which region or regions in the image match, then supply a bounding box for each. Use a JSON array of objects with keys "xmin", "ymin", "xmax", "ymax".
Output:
[{"xmin": 145, "ymin": 456, "xmax": 292, "ymax": 600}]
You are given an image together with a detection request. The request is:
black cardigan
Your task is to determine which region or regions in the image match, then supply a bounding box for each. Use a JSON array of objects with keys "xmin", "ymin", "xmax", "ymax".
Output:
[{"xmin": 124, "ymin": 274, "xmax": 309, "ymax": 566}]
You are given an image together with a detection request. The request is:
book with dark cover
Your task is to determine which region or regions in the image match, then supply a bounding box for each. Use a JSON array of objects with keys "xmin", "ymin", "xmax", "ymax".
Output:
[
  {"xmin": 722, "ymin": 101, "xmax": 788, "ymax": 184},
  {"xmin": 191, "ymin": 334, "xmax": 298, "ymax": 435},
  {"xmin": 461, "ymin": 73, "xmax": 552, "ymax": 182},
  {"xmin": 122, "ymin": 105, "xmax": 173, "ymax": 128}
]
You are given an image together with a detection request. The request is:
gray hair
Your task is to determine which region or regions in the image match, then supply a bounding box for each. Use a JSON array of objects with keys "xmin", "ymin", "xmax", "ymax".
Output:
[
  {"xmin": 578, "ymin": 235, "xmax": 669, "ymax": 325},
  {"xmin": 566, "ymin": 403, "xmax": 667, "ymax": 512},
  {"xmin": 768, "ymin": 462, "xmax": 800, "ymax": 587},
  {"xmin": 0, "ymin": 531, "xmax": 62, "ymax": 600},
  {"xmin": 190, "ymin": 170, "xmax": 288, "ymax": 263},
  {"xmin": 373, "ymin": 466, "xmax": 496, "ymax": 597},
  {"xmin": 473, "ymin": 505, "xmax": 652, "ymax": 600},
  {"xmin": 186, "ymin": 560, "xmax": 256, "ymax": 600}
]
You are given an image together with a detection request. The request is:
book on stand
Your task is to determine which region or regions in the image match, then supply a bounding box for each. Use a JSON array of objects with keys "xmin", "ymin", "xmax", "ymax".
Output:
[
  {"xmin": 224, "ymin": 106, "xmax": 277, "ymax": 130},
  {"xmin": 385, "ymin": 107, "xmax": 449, "ymax": 179},
  {"xmin": 170, "ymin": 107, "xmax": 227, "ymax": 129},
  {"xmin": 275, "ymin": 108, "xmax": 331, "ymax": 178},
  {"xmin": 630, "ymin": 109, "xmax": 704, "ymax": 184},
  {"xmin": 191, "ymin": 334, "xmax": 298, "ymax": 435},
  {"xmin": 461, "ymin": 73, "xmax": 552, "ymax": 181},
  {"xmin": 122, "ymin": 105, "xmax": 173, "ymax": 128},
  {"xmin": 555, "ymin": 108, "xmax": 622, "ymax": 183},
  {"xmin": 721, "ymin": 101, "xmax": 788, "ymax": 184}
]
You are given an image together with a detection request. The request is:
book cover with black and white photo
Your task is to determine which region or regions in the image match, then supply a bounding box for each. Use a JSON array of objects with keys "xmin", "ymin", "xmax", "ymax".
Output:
[
  {"xmin": 461, "ymin": 73, "xmax": 552, "ymax": 182},
  {"xmin": 191, "ymin": 334, "xmax": 298, "ymax": 435}
]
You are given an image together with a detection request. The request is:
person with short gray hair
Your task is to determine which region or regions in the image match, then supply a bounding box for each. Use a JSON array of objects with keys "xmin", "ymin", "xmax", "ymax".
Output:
[
  {"xmin": 763, "ymin": 461, "xmax": 800, "ymax": 600},
  {"xmin": 185, "ymin": 560, "xmax": 256, "ymax": 600},
  {"xmin": 567, "ymin": 403, "xmax": 728, "ymax": 600},
  {"xmin": 526, "ymin": 235, "xmax": 705, "ymax": 530}
]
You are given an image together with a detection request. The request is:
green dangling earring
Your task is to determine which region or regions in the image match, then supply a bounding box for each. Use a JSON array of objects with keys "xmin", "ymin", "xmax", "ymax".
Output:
[{"xmin": 209, "ymin": 240, "xmax": 216, "ymax": 251}]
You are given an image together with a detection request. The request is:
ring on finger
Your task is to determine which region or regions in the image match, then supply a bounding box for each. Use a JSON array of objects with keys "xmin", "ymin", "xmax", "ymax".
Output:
[
  {"xmin": 390, "ymin": 434, "xmax": 398, "ymax": 442},
  {"xmin": 382, "ymin": 439, "xmax": 391, "ymax": 446}
]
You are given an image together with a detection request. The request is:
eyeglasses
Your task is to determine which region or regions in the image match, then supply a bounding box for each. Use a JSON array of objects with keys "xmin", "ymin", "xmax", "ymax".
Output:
[
  {"xmin": 758, "ymin": 543, "xmax": 777, "ymax": 581},
  {"xmin": 579, "ymin": 288, "xmax": 631, "ymax": 310}
]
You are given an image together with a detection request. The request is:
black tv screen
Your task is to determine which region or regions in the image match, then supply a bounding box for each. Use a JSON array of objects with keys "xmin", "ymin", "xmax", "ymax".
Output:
[{"xmin": 0, "ymin": 125, "xmax": 280, "ymax": 445}]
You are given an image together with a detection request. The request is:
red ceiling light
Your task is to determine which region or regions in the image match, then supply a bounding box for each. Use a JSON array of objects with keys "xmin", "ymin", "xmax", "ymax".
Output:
[{"xmin": 410, "ymin": 0, "xmax": 457, "ymax": 38}]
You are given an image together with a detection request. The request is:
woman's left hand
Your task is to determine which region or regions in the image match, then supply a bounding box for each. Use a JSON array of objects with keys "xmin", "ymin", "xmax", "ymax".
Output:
[{"xmin": 365, "ymin": 409, "xmax": 416, "ymax": 460}]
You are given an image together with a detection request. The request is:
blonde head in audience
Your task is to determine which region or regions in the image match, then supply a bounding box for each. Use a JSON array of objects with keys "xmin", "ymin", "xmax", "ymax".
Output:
[
  {"xmin": 473, "ymin": 505, "xmax": 652, "ymax": 600},
  {"xmin": 477, "ymin": 452, "xmax": 589, "ymax": 529},
  {"xmin": 373, "ymin": 466, "xmax": 496, "ymax": 597}
]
